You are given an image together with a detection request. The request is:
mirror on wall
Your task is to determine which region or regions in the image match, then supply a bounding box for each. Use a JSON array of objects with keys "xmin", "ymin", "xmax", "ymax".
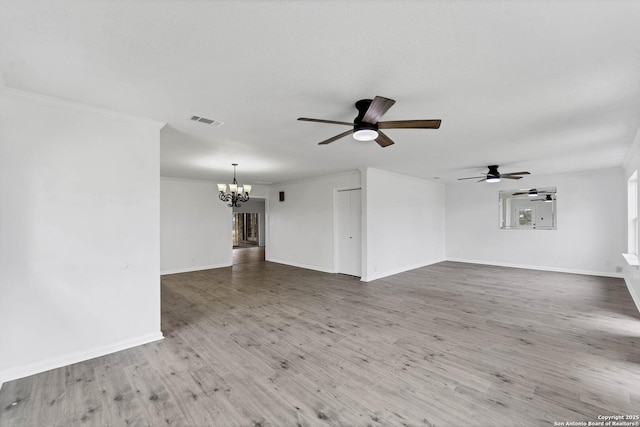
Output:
[{"xmin": 499, "ymin": 187, "xmax": 557, "ymax": 230}]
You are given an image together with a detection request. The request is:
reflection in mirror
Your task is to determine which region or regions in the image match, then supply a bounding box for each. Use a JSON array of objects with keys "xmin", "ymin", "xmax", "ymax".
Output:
[{"xmin": 499, "ymin": 187, "xmax": 556, "ymax": 230}]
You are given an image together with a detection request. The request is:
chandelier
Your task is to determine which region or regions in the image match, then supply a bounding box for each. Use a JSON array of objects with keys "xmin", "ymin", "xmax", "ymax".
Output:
[{"xmin": 218, "ymin": 163, "xmax": 252, "ymax": 207}]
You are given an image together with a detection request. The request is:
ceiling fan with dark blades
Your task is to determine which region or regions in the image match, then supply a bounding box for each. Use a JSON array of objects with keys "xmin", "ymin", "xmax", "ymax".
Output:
[
  {"xmin": 458, "ymin": 165, "xmax": 530, "ymax": 182},
  {"xmin": 511, "ymin": 188, "xmax": 554, "ymax": 196},
  {"xmin": 532, "ymin": 194, "xmax": 555, "ymax": 202},
  {"xmin": 298, "ymin": 96, "xmax": 441, "ymax": 148}
]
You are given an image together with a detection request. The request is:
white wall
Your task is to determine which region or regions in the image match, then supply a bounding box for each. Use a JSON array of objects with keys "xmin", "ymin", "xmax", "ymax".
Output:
[
  {"xmin": 168, "ymin": 168, "xmax": 447, "ymax": 282},
  {"xmin": 160, "ymin": 178, "xmax": 269, "ymax": 273},
  {"xmin": 446, "ymin": 167, "xmax": 625, "ymax": 277},
  {"xmin": 0, "ymin": 89, "xmax": 164, "ymax": 385},
  {"xmin": 161, "ymin": 178, "xmax": 233, "ymax": 274},
  {"xmin": 363, "ymin": 168, "xmax": 446, "ymax": 281},
  {"xmin": 267, "ymin": 171, "xmax": 361, "ymax": 272}
]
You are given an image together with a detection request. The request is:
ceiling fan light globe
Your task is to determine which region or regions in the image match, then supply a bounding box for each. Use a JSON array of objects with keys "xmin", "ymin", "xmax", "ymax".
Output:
[
  {"xmin": 353, "ymin": 129, "xmax": 378, "ymax": 141},
  {"xmin": 486, "ymin": 177, "xmax": 500, "ymax": 183}
]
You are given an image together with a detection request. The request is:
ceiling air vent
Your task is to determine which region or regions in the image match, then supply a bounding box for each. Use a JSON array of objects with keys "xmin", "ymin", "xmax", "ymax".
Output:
[{"xmin": 190, "ymin": 115, "xmax": 224, "ymax": 127}]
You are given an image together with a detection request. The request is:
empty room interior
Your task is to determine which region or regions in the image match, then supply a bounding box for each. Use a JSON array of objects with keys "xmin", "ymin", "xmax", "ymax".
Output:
[{"xmin": 2, "ymin": 1, "xmax": 640, "ymax": 426}]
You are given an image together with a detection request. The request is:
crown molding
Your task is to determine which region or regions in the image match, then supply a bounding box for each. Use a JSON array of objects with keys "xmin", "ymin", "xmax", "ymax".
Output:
[{"xmin": 2, "ymin": 87, "xmax": 166, "ymax": 130}]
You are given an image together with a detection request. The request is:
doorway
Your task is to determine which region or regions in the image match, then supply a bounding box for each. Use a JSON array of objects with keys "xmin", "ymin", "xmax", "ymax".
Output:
[
  {"xmin": 232, "ymin": 198, "xmax": 266, "ymax": 264},
  {"xmin": 233, "ymin": 212, "xmax": 260, "ymax": 248},
  {"xmin": 335, "ymin": 188, "xmax": 361, "ymax": 277}
]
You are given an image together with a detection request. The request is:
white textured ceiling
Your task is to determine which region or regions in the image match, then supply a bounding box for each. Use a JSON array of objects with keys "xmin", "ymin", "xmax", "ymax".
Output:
[{"xmin": 2, "ymin": 1, "xmax": 640, "ymax": 184}]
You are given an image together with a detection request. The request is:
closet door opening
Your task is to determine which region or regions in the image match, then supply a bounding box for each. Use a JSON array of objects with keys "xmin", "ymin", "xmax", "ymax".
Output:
[{"xmin": 335, "ymin": 188, "xmax": 361, "ymax": 277}]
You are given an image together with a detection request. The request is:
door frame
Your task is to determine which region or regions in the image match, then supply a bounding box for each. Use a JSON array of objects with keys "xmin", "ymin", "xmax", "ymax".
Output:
[
  {"xmin": 230, "ymin": 196, "xmax": 269, "ymax": 261},
  {"xmin": 333, "ymin": 187, "xmax": 362, "ymax": 276}
]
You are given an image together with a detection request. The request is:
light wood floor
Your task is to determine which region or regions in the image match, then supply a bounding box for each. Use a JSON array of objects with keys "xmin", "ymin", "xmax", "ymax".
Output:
[{"xmin": 1, "ymin": 261, "xmax": 639, "ymax": 426}]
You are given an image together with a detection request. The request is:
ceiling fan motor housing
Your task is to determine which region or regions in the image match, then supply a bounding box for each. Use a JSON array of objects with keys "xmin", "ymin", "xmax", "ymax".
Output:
[
  {"xmin": 487, "ymin": 165, "xmax": 501, "ymax": 179},
  {"xmin": 354, "ymin": 121, "xmax": 378, "ymax": 133},
  {"xmin": 353, "ymin": 99, "xmax": 379, "ymax": 140},
  {"xmin": 354, "ymin": 99, "xmax": 373, "ymax": 123}
]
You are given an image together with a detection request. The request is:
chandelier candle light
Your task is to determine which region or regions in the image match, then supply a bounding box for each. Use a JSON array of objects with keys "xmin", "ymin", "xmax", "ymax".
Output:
[{"xmin": 218, "ymin": 163, "xmax": 251, "ymax": 207}]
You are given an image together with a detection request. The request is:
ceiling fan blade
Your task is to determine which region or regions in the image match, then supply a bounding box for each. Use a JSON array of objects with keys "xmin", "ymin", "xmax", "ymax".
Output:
[
  {"xmin": 513, "ymin": 189, "xmax": 548, "ymax": 196},
  {"xmin": 298, "ymin": 117, "xmax": 353, "ymax": 126},
  {"xmin": 378, "ymin": 119, "xmax": 441, "ymax": 129},
  {"xmin": 477, "ymin": 178, "xmax": 487, "ymax": 182},
  {"xmin": 318, "ymin": 129, "xmax": 353, "ymax": 145},
  {"xmin": 362, "ymin": 96, "xmax": 396, "ymax": 124},
  {"xmin": 502, "ymin": 176, "xmax": 523, "ymax": 180},
  {"xmin": 501, "ymin": 171, "xmax": 530, "ymax": 177},
  {"xmin": 375, "ymin": 130, "xmax": 395, "ymax": 148},
  {"xmin": 458, "ymin": 176, "xmax": 486, "ymax": 180}
]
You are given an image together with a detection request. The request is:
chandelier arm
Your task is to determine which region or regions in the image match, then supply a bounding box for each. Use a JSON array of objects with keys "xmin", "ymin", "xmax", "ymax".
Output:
[
  {"xmin": 219, "ymin": 163, "xmax": 250, "ymax": 208},
  {"xmin": 229, "ymin": 193, "xmax": 240, "ymax": 207}
]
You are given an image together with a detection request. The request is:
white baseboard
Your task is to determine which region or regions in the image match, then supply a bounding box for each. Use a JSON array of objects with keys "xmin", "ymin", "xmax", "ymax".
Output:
[
  {"xmin": 161, "ymin": 263, "xmax": 231, "ymax": 275},
  {"xmin": 445, "ymin": 258, "xmax": 624, "ymax": 279},
  {"xmin": 265, "ymin": 258, "xmax": 450, "ymax": 282},
  {"xmin": 362, "ymin": 257, "xmax": 447, "ymax": 282},
  {"xmin": 265, "ymin": 258, "xmax": 333, "ymax": 274},
  {"xmin": 0, "ymin": 332, "xmax": 163, "ymax": 388}
]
